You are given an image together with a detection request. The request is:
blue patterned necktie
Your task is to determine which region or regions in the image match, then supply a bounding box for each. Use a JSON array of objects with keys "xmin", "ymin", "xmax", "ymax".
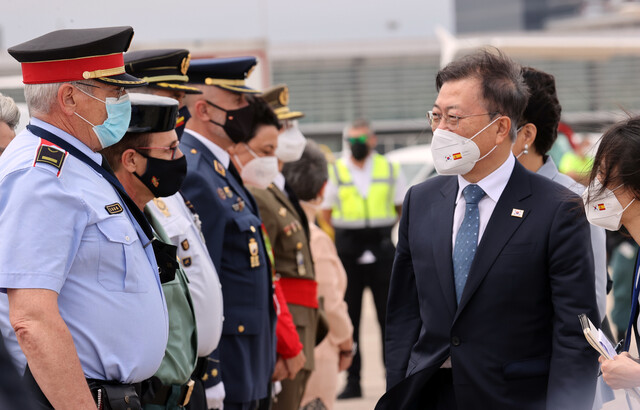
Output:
[{"xmin": 453, "ymin": 184, "xmax": 486, "ymax": 304}]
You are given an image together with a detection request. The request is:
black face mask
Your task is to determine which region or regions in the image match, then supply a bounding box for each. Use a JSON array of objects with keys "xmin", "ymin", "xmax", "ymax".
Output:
[
  {"xmin": 350, "ymin": 141, "xmax": 370, "ymax": 160},
  {"xmin": 206, "ymin": 100, "xmax": 255, "ymax": 143},
  {"xmin": 175, "ymin": 106, "xmax": 191, "ymax": 141},
  {"xmin": 134, "ymin": 152, "xmax": 187, "ymax": 198}
]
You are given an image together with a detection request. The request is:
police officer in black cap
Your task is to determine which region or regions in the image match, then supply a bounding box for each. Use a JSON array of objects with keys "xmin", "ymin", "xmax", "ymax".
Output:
[
  {"xmin": 102, "ymin": 92, "xmax": 198, "ymax": 410},
  {"xmin": 125, "ymin": 49, "xmax": 225, "ymax": 410}
]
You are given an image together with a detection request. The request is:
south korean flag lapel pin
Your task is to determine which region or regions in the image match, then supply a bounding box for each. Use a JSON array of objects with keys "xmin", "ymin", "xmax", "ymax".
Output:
[{"xmin": 511, "ymin": 208, "xmax": 524, "ymax": 218}]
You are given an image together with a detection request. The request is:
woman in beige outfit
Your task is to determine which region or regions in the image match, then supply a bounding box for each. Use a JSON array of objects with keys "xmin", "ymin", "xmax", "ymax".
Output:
[{"xmin": 282, "ymin": 141, "xmax": 354, "ymax": 410}]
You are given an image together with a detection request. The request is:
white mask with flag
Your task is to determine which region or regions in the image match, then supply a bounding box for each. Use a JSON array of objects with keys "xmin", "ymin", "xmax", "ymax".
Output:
[
  {"xmin": 582, "ymin": 179, "xmax": 635, "ymax": 231},
  {"xmin": 431, "ymin": 116, "xmax": 501, "ymax": 176}
]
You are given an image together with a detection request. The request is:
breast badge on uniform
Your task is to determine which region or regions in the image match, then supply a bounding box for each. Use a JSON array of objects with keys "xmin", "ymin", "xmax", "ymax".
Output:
[
  {"xmin": 232, "ymin": 197, "xmax": 245, "ymax": 212},
  {"xmin": 214, "ymin": 159, "xmax": 226, "ymax": 177},
  {"xmin": 105, "ymin": 203, "xmax": 124, "ymax": 215},
  {"xmin": 249, "ymin": 238, "xmax": 260, "ymax": 268},
  {"xmin": 296, "ymin": 242, "xmax": 306, "ymax": 276},
  {"xmin": 223, "ymin": 186, "xmax": 233, "ymax": 198},
  {"xmin": 181, "ymin": 239, "xmax": 190, "ymax": 251},
  {"xmin": 153, "ymin": 198, "xmax": 171, "ymax": 217},
  {"xmin": 217, "ymin": 187, "xmax": 227, "ymax": 200},
  {"xmin": 183, "ymin": 257, "xmax": 192, "ymax": 267},
  {"xmin": 278, "ymin": 207, "xmax": 287, "ymax": 217},
  {"xmin": 34, "ymin": 142, "xmax": 67, "ymax": 177}
]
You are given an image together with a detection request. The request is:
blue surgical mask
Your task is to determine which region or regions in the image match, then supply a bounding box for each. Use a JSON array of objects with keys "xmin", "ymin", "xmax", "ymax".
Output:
[{"xmin": 74, "ymin": 89, "xmax": 131, "ymax": 149}]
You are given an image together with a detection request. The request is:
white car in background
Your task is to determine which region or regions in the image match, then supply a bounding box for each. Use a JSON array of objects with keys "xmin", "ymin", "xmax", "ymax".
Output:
[
  {"xmin": 386, "ymin": 144, "xmax": 436, "ymax": 245},
  {"xmin": 385, "ymin": 143, "xmax": 436, "ymax": 187}
]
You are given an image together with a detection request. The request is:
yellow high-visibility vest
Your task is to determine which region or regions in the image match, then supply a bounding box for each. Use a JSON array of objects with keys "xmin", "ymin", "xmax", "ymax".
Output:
[{"xmin": 329, "ymin": 153, "xmax": 399, "ymax": 229}]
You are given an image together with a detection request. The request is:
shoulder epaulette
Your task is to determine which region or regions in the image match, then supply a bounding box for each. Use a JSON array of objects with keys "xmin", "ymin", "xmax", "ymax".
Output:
[{"xmin": 32, "ymin": 140, "xmax": 67, "ymax": 177}]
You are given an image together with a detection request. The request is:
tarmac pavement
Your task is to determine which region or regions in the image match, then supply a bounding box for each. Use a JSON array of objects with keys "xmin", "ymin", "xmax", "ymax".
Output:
[{"xmin": 335, "ymin": 289, "xmax": 385, "ymax": 410}]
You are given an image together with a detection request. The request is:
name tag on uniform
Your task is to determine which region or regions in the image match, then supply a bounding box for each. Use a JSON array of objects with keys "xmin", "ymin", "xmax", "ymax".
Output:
[{"xmin": 105, "ymin": 203, "xmax": 124, "ymax": 214}]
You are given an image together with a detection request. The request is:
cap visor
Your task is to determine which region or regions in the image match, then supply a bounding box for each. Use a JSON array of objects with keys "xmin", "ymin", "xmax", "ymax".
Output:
[
  {"xmin": 96, "ymin": 72, "xmax": 147, "ymax": 88},
  {"xmin": 277, "ymin": 111, "xmax": 305, "ymax": 120},
  {"xmin": 151, "ymin": 82, "xmax": 203, "ymax": 94},
  {"xmin": 217, "ymin": 84, "xmax": 261, "ymax": 94}
]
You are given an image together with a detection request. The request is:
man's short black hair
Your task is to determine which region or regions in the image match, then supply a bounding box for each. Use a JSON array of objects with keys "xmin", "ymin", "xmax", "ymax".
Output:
[{"xmin": 436, "ymin": 48, "xmax": 529, "ymax": 141}]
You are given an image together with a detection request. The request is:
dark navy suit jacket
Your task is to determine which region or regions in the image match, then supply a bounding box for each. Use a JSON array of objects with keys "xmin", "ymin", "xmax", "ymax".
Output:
[
  {"xmin": 380, "ymin": 160, "xmax": 599, "ymax": 410},
  {"xmin": 180, "ymin": 131, "xmax": 276, "ymax": 403}
]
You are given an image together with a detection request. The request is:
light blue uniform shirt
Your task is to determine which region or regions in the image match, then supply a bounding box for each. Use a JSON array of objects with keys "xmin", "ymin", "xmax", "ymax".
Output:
[{"xmin": 0, "ymin": 119, "xmax": 168, "ymax": 383}]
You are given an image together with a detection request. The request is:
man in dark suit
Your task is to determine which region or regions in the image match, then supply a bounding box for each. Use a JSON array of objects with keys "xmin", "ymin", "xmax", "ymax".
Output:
[
  {"xmin": 180, "ymin": 57, "xmax": 277, "ymax": 410},
  {"xmin": 380, "ymin": 50, "xmax": 599, "ymax": 410}
]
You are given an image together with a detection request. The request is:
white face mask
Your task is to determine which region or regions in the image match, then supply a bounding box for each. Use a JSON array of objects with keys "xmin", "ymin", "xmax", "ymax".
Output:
[
  {"xmin": 582, "ymin": 179, "xmax": 636, "ymax": 231},
  {"xmin": 276, "ymin": 123, "xmax": 307, "ymax": 162},
  {"xmin": 431, "ymin": 116, "xmax": 501, "ymax": 175},
  {"xmin": 235, "ymin": 144, "xmax": 279, "ymax": 189}
]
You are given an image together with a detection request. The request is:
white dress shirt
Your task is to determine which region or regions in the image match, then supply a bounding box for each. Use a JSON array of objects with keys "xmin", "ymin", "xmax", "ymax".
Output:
[{"xmin": 185, "ymin": 128, "xmax": 230, "ymax": 168}]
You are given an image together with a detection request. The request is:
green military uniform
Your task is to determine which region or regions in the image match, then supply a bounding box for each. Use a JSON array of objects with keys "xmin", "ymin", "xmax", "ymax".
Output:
[
  {"xmin": 249, "ymin": 184, "xmax": 318, "ymax": 410},
  {"xmin": 144, "ymin": 208, "xmax": 198, "ymax": 410}
]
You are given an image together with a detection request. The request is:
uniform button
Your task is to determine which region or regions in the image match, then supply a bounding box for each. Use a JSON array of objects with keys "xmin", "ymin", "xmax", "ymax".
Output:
[
  {"xmin": 190, "ymin": 148, "xmax": 197, "ymax": 154},
  {"xmin": 296, "ymin": 242, "xmax": 303, "ymax": 250},
  {"xmin": 212, "ymin": 369, "xmax": 219, "ymax": 377},
  {"xmin": 250, "ymin": 226, "xmax": 256, "ymax": 233},
  {"xmin": 125, "ymin": 235, "xmax": 130, "ymax": 241},
  {"xmin": 451, "ymin": 336, "xmax": 461, "ymax": 346},
  {"xmin": 238, "ymin": 325, "xmax": 245, "ymax": 333}
]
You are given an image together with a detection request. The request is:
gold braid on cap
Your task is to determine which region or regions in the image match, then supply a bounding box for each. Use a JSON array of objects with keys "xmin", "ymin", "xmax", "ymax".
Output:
[{"xmin": 82, "ymin": 66, "xmax": 126, "ymax": 79}]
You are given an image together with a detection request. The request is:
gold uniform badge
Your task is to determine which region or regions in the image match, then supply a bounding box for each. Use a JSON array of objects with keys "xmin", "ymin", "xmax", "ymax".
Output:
[
  {"xmin": 249, "ymin": 238, "xmax": 260, "ymax": 268},
  {"xmin": 153, "ymin": 198, "xmax": 170, "ymax": 217},
  {"xmin": 214, "ymin": 160, "xmax": 226, "ymax": 177}
]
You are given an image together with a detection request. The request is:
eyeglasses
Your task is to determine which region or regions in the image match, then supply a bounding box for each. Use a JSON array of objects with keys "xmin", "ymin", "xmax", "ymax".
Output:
[
  {"xmin": 427, "ymin": 111, "xmax": 499, "ymax": 130},
  {"xmin": 75, "ymin": 82, "xmax": 126, "ymax": 99},
  {"xmin": 347, "ymin": 134, "xmax": 368, "ymax": 144},
  {"xmin": 136, "ymin": 144, "xmax": 180, "ymax": 160}
]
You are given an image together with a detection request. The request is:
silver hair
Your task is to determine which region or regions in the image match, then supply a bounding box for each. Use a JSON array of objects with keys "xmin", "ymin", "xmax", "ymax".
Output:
[
  {"xmin": 0, "ymin": 93, "xmax": 20, "ymax": 129},
  {"xmin": 282, "ymin": 140, "xmax": 328, "ymax": 201},
  {"xmin": 24, "ymin": 81, "xmax": 93, "ymax": 116},
  {"xmin": 24, "ymin": 82, "xmax": 63, "ymax": 116}
]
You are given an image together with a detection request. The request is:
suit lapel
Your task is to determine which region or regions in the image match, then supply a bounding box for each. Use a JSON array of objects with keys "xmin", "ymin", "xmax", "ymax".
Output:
[
  {"xmin": 430, "ymin": 178, "xmax": 458, "ymax": 318},
  {"xmin": 454, "ymin": 162, "xmax": 532, "ymax": 321}
]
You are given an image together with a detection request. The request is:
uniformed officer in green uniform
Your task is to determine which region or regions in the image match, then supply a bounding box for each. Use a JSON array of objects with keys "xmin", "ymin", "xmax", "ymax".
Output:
[
  {"xmin": 251, "ymin": 85, "xmax": 319, "ymax": 410},
  {"xmin": 102, "ymin": 93, "xmax": 198, "ymax": 410}
]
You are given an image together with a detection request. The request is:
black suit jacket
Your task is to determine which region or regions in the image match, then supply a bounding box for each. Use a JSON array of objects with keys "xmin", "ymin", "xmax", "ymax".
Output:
[{"xmin": 381, "ymin": 160, "xmax": 599, "ymax": 410}]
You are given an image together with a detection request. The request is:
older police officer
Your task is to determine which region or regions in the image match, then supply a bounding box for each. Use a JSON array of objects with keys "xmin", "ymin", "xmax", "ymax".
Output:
[{"xmin": 0, "ymin": 27, "xmax": 168, "ymax": 409}]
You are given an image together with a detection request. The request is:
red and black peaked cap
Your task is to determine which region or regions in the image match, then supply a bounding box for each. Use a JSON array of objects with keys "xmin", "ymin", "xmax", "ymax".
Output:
[{"xmin": 8, "ymin": 26, "xmax": 146, "ymax": 88}]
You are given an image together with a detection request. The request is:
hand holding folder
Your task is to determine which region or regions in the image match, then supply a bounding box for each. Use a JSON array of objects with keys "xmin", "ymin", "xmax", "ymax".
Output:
[{"xmin": 579, "ymin": 314, "xmax": 640, "ymax": 403}]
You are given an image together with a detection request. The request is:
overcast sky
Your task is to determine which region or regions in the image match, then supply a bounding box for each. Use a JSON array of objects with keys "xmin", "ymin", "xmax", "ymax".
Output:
[{"xmin": 0, "ymin": 0, "xmax": 452, "ymax": 52}]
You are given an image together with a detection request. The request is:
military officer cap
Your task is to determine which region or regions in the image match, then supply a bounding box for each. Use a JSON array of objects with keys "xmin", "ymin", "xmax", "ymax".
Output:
[
  {"xmin": 187, "ymin": 56, "xmax": 260, "ymax": 94},
  {"xmin": 8, "ymin": 26, "xmax": 145, "ymax": 87},
  {"xmin": 124, "ymin": 49, "xmax": 202, "ymax": 94},
  {"xmin": 127, "ymin": 93, "xmax": 179, "ymax": 133},
  {"xmin": 262, "ymin": 84, "xmax": 304, "ymax": 121}
]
